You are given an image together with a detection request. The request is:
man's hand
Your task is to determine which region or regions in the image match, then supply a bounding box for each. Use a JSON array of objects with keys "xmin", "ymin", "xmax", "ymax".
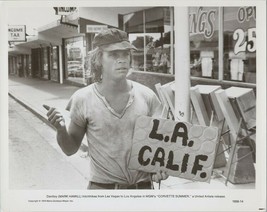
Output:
[
  {"xmin": 151, "ymin": 170, "xmax": 169, "ymax": 183},
  {"xmin": 44, "ymin": 104, "xmax": 65, "ymax": 131}
]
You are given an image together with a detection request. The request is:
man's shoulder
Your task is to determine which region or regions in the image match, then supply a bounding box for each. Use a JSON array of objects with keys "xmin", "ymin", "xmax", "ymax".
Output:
[
  {"xmin": 131, "ymin": 80, "xmax": 155, "ymax": 94},
  {"xmin": 72, "ymin": 83, "xmax": 95, "ymax": 99},
  {"xmin": 130, "ymin": 80, "xmax": 157, "ymax": 100}
]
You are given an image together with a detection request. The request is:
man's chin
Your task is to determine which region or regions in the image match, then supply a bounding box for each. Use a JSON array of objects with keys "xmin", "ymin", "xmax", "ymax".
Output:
[{"xmin": 114, "ymin": 72, "xmax": 129, "ymax": 81}]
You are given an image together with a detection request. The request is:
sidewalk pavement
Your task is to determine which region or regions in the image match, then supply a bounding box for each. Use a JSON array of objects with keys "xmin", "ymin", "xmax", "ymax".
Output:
[{"xmin": 8, "ymin": 76, "xmax": 255, "ymax": 190}]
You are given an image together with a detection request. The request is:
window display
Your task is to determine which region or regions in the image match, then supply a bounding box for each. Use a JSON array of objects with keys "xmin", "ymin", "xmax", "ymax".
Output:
[
  {"xmin": 189, "ymin": 7, "xmax": 219, "ymax": 79},
  {"xmin": 124, "ymin": 7, "xmax": 174, "ymax": 74},
  {"xmin": 42, "ymin": 47, "xmax": 49, "ymax": 79},
  {"xmin": 64, "ymin": 36, "xmax": 86, "ymax": 83},
  {"xmin": 223, "ymin": 7, "xmax": 256, "ymax": 83},
  {"xmin": 189, "ymin": 6, "xmax": 256, "ymax": 85},
  {"xmin": 50, "ymin": 46, "xmax": 59, "ymax": 82}
]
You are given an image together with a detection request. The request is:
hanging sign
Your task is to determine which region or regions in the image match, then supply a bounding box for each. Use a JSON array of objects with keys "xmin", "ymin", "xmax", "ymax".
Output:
[
  {"xmin": 86, "ymin": 25, "xmax": 108, "ymax": 33},
  {"xmin": 8, "ymin": 25, "xmax": 26, "ymax": 42},
  {"xmin": 129, "ymin": 116, "xmax": 220, "ymax": 182},
  {"xmin": 54, "ymin": 7, "xmax": 77, "ymax": 16}
]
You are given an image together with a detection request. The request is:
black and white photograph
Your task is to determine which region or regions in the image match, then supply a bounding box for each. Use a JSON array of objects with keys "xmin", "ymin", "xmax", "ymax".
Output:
[{"xmin": 1, "ymin": 1, "xmax": 266, "ymax": 211}]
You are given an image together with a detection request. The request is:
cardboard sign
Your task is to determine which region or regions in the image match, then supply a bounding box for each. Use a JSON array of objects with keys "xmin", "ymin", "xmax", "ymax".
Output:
[
  {"xmin": 129, "ymin": 116, "xmax": 220, "ymax": 182},
  {"xmin": 8, "ymin": 25, "xmax": 26, "ymax": 42}
]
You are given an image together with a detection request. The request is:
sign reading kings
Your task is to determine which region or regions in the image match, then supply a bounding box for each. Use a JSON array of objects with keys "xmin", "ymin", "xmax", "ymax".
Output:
[{"xmin": 189, "ymin": 7, "xmax": 217, "ymax": 39}]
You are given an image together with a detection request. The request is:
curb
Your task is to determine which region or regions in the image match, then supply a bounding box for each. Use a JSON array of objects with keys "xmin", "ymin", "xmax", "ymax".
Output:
[{"xmin": 8, "ymin": 91, "xmax": 88, "ymax": 152}]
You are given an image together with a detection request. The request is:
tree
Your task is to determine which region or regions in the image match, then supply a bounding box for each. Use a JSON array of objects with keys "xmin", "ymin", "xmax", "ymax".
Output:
[{"xmin": 131, "ymin": 35, "xmax": 154, "ymax": 49}]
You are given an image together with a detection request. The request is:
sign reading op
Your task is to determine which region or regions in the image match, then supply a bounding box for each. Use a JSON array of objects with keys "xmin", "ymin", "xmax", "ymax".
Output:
[{"xmin": 129, "ymin": 116, "xmax": 220, "ymax": 182}]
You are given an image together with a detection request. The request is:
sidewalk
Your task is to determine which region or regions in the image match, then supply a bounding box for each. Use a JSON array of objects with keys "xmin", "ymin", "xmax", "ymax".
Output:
[
  {"xmin": 8, "ymin": 76, "xmax": 255, "ymax": 189},
  {"xmin": 8, "ymin": 76, "xmax": 79, "ymax": 125}
]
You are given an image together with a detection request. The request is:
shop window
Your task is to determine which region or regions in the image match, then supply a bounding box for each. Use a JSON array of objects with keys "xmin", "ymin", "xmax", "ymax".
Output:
[
  {"xmin": 42, "ymin": 47, "xmax": 49, "ymax": 79},
  {"xmin": 124, "ymin": 7, "xmax": 174, "ymax": 74},
  {"xmin": 223, "ymin": 7, "xmax": 256, "ymax": 83},
  {"xmin": 189, "ymin": 7, "xmax": 219, "ymax": 79},
  {"xmin": 64, "ymin": 36, "xmax": 86, "ymax": 83},
  {"xmin": 28, "ymin": 55, "xmax": 31, "ymax": 77},
  {"xmin": 50, "ymin": 46, "xmax": 59, "ymax": 82}
]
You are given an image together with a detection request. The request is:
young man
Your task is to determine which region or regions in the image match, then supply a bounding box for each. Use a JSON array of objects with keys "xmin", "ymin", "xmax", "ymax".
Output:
[{"xmin": 46, "ymin": 28, "xmax": 168, "ymax": 189}]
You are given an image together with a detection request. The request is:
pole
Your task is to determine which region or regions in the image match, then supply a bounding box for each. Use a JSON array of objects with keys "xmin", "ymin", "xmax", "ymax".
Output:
[
  {"xmin": 174, "ymin": 7, "xmax": 190, "ymax": 122},
  {"xmin": 170, "ymin": 7, "xmax": 174, "ymax": 75},
  {"xmin": 218, "ymin": 7, "xmax": 224, "ymax": 81},
  {"xmin": 59, "ymin": 45, "xmax": 63, "ymax": 84}
]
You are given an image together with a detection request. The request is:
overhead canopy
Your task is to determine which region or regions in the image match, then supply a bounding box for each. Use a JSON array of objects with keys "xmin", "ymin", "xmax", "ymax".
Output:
[
  {"xmin": 38, "ymin": 20, "xmax": 78, "ymax": 40},
  {"xmin": 8, "ymin": 45, "xmax": 31, "ymax": 55},
  {"xmin": 8, "ymin": 20, "xmax": 79, "ymax": 54},
  {"xmin": 14, "ymin": 35, "xmax": 57, "ymax": 49}
]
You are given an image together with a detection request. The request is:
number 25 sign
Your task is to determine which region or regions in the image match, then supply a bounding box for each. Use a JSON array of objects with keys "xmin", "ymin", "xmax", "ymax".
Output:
[
  {"xmin": 129, "ymin": 116, "xmax": 220, "ymax": 182},
  {"xmin": 233, "ymin": 28, "xmax": 256, "ymax": 55}
]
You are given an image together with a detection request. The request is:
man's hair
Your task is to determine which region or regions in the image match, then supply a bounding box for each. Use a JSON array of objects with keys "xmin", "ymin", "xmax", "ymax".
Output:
[
  {"xmin": 90, "ymin": 48, "xmax": 103, "ymax": 83},
  {"xmin": 90, "ymin": 48, "xmax": 132, "ymax": 83}
]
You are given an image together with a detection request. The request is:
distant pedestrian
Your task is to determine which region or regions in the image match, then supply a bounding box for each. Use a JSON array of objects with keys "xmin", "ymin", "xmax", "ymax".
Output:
[{"xmin": 45, "ymin": 28, "xmax": 168, "ymax": 189}]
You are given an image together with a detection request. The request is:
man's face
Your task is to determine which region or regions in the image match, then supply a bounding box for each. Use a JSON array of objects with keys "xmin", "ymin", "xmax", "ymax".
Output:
[{"xmin": 102, "ymin": 50, "xmax": 131, "ymax": 81}]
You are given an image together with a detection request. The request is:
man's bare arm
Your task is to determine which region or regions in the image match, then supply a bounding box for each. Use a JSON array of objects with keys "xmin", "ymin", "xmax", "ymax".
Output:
[
  {"xmin": 57, "ymin": 121, "xmax": 86, "ymax": 156},
  {"xmin": 45, "ymin": 105, "xmax": 86, "ymax": 156}
]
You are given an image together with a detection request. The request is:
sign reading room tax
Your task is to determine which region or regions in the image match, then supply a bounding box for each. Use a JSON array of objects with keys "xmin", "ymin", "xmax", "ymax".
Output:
[{"xmin": 129, "ymin": 116, "xmax": 220, "ymax": 182}]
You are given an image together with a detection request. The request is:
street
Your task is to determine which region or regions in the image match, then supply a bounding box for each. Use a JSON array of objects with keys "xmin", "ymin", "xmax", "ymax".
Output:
[{"xmin": 9, "ymin": 97, "xmax": 90, "ymax": 190}]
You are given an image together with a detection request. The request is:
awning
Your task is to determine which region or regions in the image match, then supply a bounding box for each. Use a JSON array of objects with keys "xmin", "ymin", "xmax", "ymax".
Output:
[
  {"xmin": 38, "ymin": 20, "xmax": 78, "ymax": 39},
  {"xmin": 14, "ymin": 35, "xmax": 56, "ymax": 49},
  {"xmin": 8, "ymin": 45, "xmax": 31, "ymax": 55},
  {"xmin": 8, "ymin": 20, "xmax": 79, "ymax": 54}
]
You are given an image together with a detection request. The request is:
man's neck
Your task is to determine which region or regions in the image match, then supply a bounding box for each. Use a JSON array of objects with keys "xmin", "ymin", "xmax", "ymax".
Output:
[{"xmin": 98, "ymin": 78, "xmax": 130, "ymax": 96}]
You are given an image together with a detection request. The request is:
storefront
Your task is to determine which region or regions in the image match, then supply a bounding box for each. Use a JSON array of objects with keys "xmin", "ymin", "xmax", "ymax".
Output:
[
  {"xmin": 8, "ymin": 54, "xmax": 31, "ymax": 77},
  {"xmin": 189, "ymin": 6, "xmax": 256, "ymax": 88},
  {"xmin": 122, "ymin": 7, "xmax": 174, "ymax": 74},
  {"xmin": 120, "ymin": 6, "xmax": 256, "ymax": 90},
  {"xmin": 75, "ymin": 7, "xmax": 175, "ymax": 89},
  {"xmin": 8, "ymin": 55, "xmax": 17, "ymax": 75},
  {"xmin": 8, "ymin": 18, "xmax": 78, "ymax": 83},
  {"xmin": 81, "ymin": 6, "xmax": 255, "ymax": 90},
  {"xmin": 31, "ymin": 45, "xmax": 59, "ymax": 81},
  {"xmin": 8, "ymin": 6, "xmax": 256, "ymax": 90}
]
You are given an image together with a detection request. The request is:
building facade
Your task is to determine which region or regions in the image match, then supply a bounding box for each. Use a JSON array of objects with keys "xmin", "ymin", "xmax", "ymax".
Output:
[{"xmin": 8, "ymin": 6, "xmax": 256, "ymax": 91}]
